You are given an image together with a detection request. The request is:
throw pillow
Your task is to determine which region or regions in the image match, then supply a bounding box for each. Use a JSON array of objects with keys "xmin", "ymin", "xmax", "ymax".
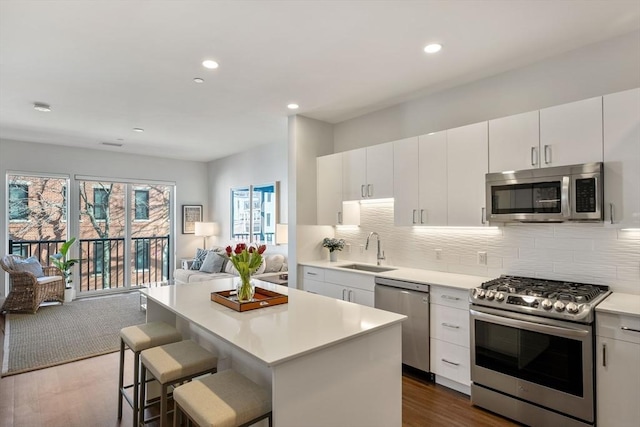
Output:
[
  {"xmin": 263, "ymin": 254, "xmax": 286, "ymax": 273},
  {"xmin": 14, "ymin": 256, "xmax": 45, "ymax": 277},
  {"xmin": 190, "ymin": 248, "xmax": 208, "ymax": 270},
  {"xmin": 199, "ymin": 250, "xmax": 226, "ymax": 273}
]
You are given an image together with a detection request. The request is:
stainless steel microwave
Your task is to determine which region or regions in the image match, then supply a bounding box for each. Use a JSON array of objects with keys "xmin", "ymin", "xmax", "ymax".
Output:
[{"xmin": 486, "ymin": 162, "xmax": 603, "ymax": 223}]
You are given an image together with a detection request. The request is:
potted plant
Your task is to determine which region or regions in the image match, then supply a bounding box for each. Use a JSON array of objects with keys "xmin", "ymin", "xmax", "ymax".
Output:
[
  {"xmin": 322, "ymin": 237, "xmax": 346, "ymax": 262},
  {"xmin": 50, "ymin": 237, "xmax": 79, "ymax": 302}
]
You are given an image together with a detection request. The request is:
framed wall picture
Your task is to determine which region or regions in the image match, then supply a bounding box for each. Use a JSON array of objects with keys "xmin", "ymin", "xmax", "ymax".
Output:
[{"xmin": 182, "ymin": 204, "xmax": 202, "ymax": 234}]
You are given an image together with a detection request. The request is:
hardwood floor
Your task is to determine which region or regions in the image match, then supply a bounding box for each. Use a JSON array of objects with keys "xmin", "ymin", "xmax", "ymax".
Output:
[{"xmin": 0, "ymin": 314, "xmax": 517, "ymax": 427}]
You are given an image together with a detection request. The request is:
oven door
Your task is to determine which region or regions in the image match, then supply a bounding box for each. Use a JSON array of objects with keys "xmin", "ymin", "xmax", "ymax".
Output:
[{"xmin": 470, "ymin": 306, "xmax": 594, "ymax": 423}]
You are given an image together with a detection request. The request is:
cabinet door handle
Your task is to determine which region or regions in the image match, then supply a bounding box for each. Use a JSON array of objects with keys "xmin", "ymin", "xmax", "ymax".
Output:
[
  {"xmin": 531, "ymin": 146, "xmax": 538, "ymax": 166},
  {"xmin": 610, "ymin": 203, "xmax": 615, "ymax": 224},
  {"xmin": 306, "ymin": 272, "xmax": 317, "ymax": 276},
  {"xmin": 621, "ymin": 326, "xmax": 640, "ymax": 333},
  {"xmin": 412, "ymin": 209, "xmax": 418, "ymax": 224},
  {"xmin": 361, "ymin": 184, "xmax": 366, "ymax": 198},
  {"xmin": 367, "ymin": 184, "xmax": 373, "ymax": 197},
  {"xmin": 481, "ymin": 207, "xmax": 486, "ymax": 225},
  {"xmin": 442, "ymin": 323, "xmax": 460, "ymax": 329},
  {"xmin": 442, "ymin": 358, "xmax": 460, "ymax": 366},
  {"xmin": 602, "ymin": 343, "xmax": 607, "ymax": 367},
  {"xmin": 441, "ymin": 295, "xmax": 461, "ymax": 301},
  {"xmin": 337, "ymin": 211, "xmax": 343, "ymax": 225},
  {"xmin": 349, "ymin": 289, "xmax": 354, "ymax": 302},
  {"xmin": 544, "ymin": 144, "xmax": 551, "ymax": 164},
  {"xmin": 342, "ymin": 289, "xmax": 347, "ymax": 301},
  {"xmin": 420, "ymin": 209, "xmax": 426, "ymax": 224}
]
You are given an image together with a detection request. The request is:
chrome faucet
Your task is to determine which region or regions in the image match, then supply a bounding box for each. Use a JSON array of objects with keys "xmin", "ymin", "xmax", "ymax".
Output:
[{"xmin": 365, "ymin": 232, "xmax": 385, "ymax": 266}]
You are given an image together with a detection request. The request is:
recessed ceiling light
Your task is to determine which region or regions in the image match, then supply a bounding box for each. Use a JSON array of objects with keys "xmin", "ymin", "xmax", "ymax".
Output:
[
  {"xmin": 193, "ymin": 78, "xmax": 204, "ymax": 83},
  {"xmin": 287, "ymin": 104, "xmax": 299, "ymax": 110},
  {"xmin": 423, "ymin": 43, "xmax": 442, "ymax": 54},
  {"xmin": 133, "ymin": 128, "xmax": 144, "ymax": 133},
  {"xmin": 202, "ymin": 60, "xmax": 219, "ymax": 69},
  {"xmin": 33, "ymin": 102, "xmax": 52, "ymax": 112}
]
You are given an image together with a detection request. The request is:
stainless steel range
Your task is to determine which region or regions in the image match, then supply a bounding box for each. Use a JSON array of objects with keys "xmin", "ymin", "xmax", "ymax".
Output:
[{"xmin": 469, "ymin": 275, "xmax": 611, "ymax": 427}]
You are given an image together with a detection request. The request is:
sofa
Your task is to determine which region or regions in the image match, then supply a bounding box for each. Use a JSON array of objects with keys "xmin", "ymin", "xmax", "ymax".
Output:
[{"xmin": 174, "ymin": 247, "xmax": 288, "ymax": 285}]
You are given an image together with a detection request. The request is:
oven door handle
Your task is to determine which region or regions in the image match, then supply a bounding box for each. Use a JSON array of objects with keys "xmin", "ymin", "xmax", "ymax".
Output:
[{"xmin": 470, "ymin": 309, "xmax": 591, "ymax": 339}]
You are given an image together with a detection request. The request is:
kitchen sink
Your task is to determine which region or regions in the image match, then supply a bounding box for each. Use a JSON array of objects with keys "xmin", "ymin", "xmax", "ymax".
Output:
[{"xmin": 337, "ymin": 264, "xmax": 397, "ymax": 273}]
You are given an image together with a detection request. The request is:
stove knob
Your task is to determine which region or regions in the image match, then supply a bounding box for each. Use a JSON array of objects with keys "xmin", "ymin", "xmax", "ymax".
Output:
[
  {"xmin": 541, "ymin": 299, "xmax": 553, "ymax": 310},
  {"xmin": 553, "ymin": 301, "xmax": 566, "ymax": 312},
  {"xmin": 478, "ymin": 290, "xmax": 486, "ymax": 299},
  {"xmin": 495, "ymin": 292, "xmax": 505, "ymax": 302},
  {"xmin": 566, "ymin": 302, "xmax": 579, "ymax": 314},
  {"xmin": 486, "ymin": 290, "xmax": 496, "ymax": 300}
]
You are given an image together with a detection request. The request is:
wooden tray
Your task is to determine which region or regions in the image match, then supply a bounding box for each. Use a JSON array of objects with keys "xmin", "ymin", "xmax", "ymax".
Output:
[{"xmin": 211, "ymin": 287, "xmax": 288, "ymax": 312}]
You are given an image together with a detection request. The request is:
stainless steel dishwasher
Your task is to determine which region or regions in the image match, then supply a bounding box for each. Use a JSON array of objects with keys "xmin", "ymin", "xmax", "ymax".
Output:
[{"xmin": 374, "ymin": 276, "xmax": 430, "ymax": 373}]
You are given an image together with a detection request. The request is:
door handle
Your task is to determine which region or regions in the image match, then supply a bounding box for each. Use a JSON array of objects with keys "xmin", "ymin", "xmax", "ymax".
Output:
[
  {"xmin": 420, "ymin": 209, "xmax": 426, "ymax": 224},
  {"xmin": 348, "ymin": 289, "xmax": 354, "ymax": 302},
  {"xmin": 342, "ymin": 289, "xmax": 347, "ymax": 300},
  {"xmin": 441, "ymin": 358, "xmax": 460, "ymax": 366},
  {"xmin": 621, "ymin": 326, "xmax": 640, "ymax": 333},
  {"xmin": 531, "ymin": 146, "xmax": 538, "ymax": 166},
  {"xmin": 337, "ymin": 211, "xmax": 343, "ymax": 225},
  {"xmin": 602, "ymin": 343, "xmax": 607, "ymax": 367},
  {"xmin": 412, "ymin": 209, "xmax": 418, "ymax": 224},
  {"xmin": 610, "ymin": 203, "xmax": 615, "ymax": 224},
  {"xmin": 442, "ymin": 323, "xmax": 460, "ymax": 329},
  {"xmin": 481, "ymin": 207, "xmax": 486, "ymax": 225},
  {"xmin": 544, "ymin": 144, "xmax": 551, "ymax": 164},
  {"xmin": 367, "ymin": 184, "xmax": 373, "ymax": 197}
]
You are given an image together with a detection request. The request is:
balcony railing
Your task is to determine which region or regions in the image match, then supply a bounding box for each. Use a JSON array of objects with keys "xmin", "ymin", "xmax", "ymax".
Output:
[{"xmin": 8, "ymin": 236, "xmax": 170, "ymax": 292}]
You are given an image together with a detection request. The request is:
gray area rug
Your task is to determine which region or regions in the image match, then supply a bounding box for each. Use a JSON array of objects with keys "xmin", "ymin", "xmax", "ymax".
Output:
[{"xmin": 2, "ymin": 292, "xmax": 145, "ymax": 376}]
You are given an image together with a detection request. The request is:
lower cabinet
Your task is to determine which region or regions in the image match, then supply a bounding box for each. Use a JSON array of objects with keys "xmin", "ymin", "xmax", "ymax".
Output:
[
  {"xmin": 596, "ymin": 311, "xmax": 640, "ymax": 427},
  {"xmin": 301, "ymin": 266, "xmax": 375, "ymax": 307},
  {"xmin": 430, "ymin": 285, "xmax": 471, "ymax": 395}
]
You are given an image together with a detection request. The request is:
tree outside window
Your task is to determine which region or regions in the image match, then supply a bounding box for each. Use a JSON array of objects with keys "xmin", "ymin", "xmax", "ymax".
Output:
[{"xmin": 8, "ymin": 183, "xmax": 29, "ymax": 220}]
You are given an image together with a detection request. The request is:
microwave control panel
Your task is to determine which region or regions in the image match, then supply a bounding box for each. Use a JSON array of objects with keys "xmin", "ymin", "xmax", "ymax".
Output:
[{"xmin": 575, "ymin": 178, "xmax": 596, "ymax": 213}]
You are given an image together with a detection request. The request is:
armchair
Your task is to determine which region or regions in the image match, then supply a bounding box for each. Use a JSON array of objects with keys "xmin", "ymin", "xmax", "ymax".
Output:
[{"xmin": 0, "ymin": 255, "xmax": 65, "ymax": 313}]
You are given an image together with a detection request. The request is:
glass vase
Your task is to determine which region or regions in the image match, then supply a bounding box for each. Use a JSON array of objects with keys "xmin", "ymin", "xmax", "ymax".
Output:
[{"xmin": 236, "ymin": 274, "xmax": 255, "ymax": 302}]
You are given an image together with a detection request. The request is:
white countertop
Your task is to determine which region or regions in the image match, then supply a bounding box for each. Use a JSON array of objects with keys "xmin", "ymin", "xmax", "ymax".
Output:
[
  {"xmin": 299, "ymin": 260, "xmax": 487, "ymax": 290},
  {"xmin": 596, "ymin": 293, "xmax": 640, "ymax": 317},
  {"xmin": 141, "ymin": 278, "xmax": 406, "ymax": 367}
]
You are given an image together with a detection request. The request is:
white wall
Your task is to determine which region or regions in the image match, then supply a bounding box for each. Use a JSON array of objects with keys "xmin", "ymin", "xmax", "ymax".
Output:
[
  {"xmin": 333, "ymin": 30, "xmax": 640, "ymax": 152},
  {"xmin": 207, "ymin": 140, "xmax": 288, "ymax": 254},
  {"xmin": 0, "ymin": 138, "xmax": 209, "ymax": 296},
  {"xmin": 298, "ymin": 31, "xmax": 640, "ymax": 293},
  {"xmin": 334, "ymin": 202, "xmax": 640, "ymax": 295}
]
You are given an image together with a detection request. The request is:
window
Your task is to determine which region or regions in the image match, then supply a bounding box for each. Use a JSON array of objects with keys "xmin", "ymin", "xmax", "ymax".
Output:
[
  {"xmin": 11, "ymin": 242, "xmax": 29, "ymax": 258},
  {"xmin": 135, "ymin": 239, "xmax": 150, "ymax": 271},
  {"xmin": 94, "ymin": 188, "xmax": 108, "ymax": 220},
  {"xmin": 62, "ymin": 185, "xmax": 67, "ymax": 221},
  {"xmin": 134, "ymin": 189, "xmax": 149, "ymax": 220},
  {"xmin": 94, "ymin": 241, "xmax": 104, "ymax": 275},
  {"xmin": 9, "ymin": 183, "xmax": 29, "ymax": 220}
]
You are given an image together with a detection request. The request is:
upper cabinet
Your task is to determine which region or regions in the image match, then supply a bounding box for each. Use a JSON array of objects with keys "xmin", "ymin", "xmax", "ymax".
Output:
[
  {"xmin": 393, "ymin": 133, "xmax": 447, "ymax": 226},
  {"xmin": 488, "ymin": 111, "xmax": 540, "ymax": 173},
  {"xmin": 539, "ymin": 96, "xmax": 603, "ymax": 167},
  {"xmin": 603, "ymin": 88, "xmax": 640, "ymax": 227},
  {"xmin": 447, "ymin": 122, "xmax": 489, "ymax": 226},
  {"xmin": 343, "ymin": 142, "xmax": 394, "ymax": 200},
  {"xmin": 317, "ymin": 153, "xmax": 360, "ymax": 226}
]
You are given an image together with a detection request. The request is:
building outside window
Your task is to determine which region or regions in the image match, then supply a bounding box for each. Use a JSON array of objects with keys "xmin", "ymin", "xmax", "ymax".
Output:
[
  {"xmin": 8, "ymin": 183, "xmax": 29, "ymax": 220},
  {"xmin": 93, "ymin": 188, "xmax": 109, "ymax": 220},
  {"xmin": 134, "ymin": 189, "xmax": 149, "ymax": 220},
  {"xmin": 94, "ymin": 241, "xmax": 104, "ymax": 275},
  {"xmin": 135, "ymin": 239, "xmax": 150, "ymax": 271}
]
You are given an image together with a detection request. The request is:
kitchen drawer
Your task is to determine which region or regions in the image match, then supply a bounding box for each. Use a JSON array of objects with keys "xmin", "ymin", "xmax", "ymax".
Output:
[
  {"xmin": 324, "ymin": 269, "xmax": 375, "ymax": 292},
  {"xmin": 430, "ymin": 286, "xmax": 469, "ymax": 310},
  {"xmin": 302, "ymin": 266, "xmax": 325, "ymax": 282},
  {"xmin": 302, "ymin": 278, "xmax": 326, "ymax": 295},
  {"xmin": 597, "ymin": 312, "xmax": 640, "ymax": 344},
  {"xmin": 430, "ymin": 338, "xmax": 470, "ymax": 386},
  {"xmin": 430, "ymin": 304, "xmax": 470, "ymax": 348}
]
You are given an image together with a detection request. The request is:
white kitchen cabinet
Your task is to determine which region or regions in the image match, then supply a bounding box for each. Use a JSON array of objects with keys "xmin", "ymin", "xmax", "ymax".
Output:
[
  {"xmin": 488, "ymin": 110, "xmax": 540, "ymax": 173},
  {"xmin": 447, "ymin": 122, "xmax": 488, "ymax": 226},
  {"xmin": 603, "ymin": 88, "xmax": 640, "ymax": 227},
  {"xmin": 596, "ymin": 311, "xmax": 640, "ymax": 427},
  {"xmin": 430, "ymin": 285, "xmax": 471, "ymax": 395},
  {"xmin": 300, "ymin": 266, "xmax": 375, "ymax": 307},
  {"xmin": 317, "ymin": 153, "xmax": 360, "ymax": 225},
  {"xmin": 539, "ymin": 96, "xmax": 603, "ymax": 167},
  {"xmin": 393, "ymin": 133, "xmax": 448, "ymax": 226},
  {"xmin": 343, "ymin": 142, "xmax": 394, "ymax": 200}
]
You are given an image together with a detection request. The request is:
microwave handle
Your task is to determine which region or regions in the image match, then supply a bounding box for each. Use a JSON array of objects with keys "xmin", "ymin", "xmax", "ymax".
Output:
[{"xmin": 561, "ymin": 176, "xmax": 571, "ymax": 218}]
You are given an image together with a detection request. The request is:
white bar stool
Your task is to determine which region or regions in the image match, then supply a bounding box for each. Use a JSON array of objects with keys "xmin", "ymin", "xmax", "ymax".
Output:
[
  {"xmin": 139, "ymin": 339, "xmax": 218, "ymax": 427},
  {"xmin": 118, "ymin": 322, "xmax": 183, "ymax": 427},
  {"xmin": 173, "ymin": 369, "xmax": 272, "ymax": 427}
]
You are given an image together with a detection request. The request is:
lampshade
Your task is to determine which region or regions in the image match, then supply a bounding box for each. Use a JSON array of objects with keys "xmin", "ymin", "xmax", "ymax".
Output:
[
  {"xmin": 194, "ymin": 222, "xmax": 216, "ymax": 237},
  {"xmin": 276, "ymin": 223, "xmax": 288, "ymax": 245}
]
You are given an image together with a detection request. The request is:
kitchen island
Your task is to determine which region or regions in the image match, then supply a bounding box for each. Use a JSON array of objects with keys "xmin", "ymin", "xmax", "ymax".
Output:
[{"xmin": 140, "ymin": 278, "xmax": 406, "ymax": 427}]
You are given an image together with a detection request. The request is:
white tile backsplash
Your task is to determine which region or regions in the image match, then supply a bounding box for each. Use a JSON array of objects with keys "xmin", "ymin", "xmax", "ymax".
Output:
[{"xmin": 333, "ymin": 201, "xmax": 640, "ymax": 294}]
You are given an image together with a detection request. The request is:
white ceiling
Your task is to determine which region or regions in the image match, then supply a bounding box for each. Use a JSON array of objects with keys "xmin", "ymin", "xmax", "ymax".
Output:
[{"xmin": 1, "ymin": 1, "xmax": 639, "ymax": 162}]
